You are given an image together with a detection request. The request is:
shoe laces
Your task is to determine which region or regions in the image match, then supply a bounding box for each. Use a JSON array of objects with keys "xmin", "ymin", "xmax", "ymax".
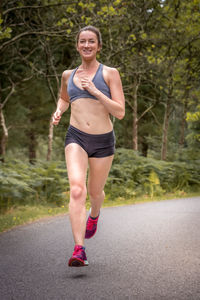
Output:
[
  {"xmin": 87, "ymin": 216, "xmax": 98, "ymax": 230},
  {"xmin": 73, "ymin": 245, "xmax": 84, "ymax": 257}
]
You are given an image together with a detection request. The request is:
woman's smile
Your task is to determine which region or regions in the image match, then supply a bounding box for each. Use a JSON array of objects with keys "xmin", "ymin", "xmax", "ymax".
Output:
[{"xmin": 77, "ymin": 31, "xmax": 100, "ymax": 58}]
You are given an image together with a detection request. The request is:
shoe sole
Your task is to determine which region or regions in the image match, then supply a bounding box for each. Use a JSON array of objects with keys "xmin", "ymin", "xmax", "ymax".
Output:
[
  {"xmin": 85, "ymin": 228, "xmax": 97, "ymax": 239},
  {"xmin": 68, "ymin": 257, "xmax": 89, "ymax": 267}
]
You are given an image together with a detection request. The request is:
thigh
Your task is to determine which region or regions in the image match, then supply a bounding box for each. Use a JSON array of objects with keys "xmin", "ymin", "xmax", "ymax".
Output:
[
  {"xmin": 88, "ymin": 155, "xmax": 114, "ymax": 194},
  {"xmin": 65, "ymin": 143, "xmax": 88, "ymax": 185}
]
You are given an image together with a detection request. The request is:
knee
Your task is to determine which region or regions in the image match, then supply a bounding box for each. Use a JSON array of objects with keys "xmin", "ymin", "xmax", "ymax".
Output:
[
  {"xmin": 70, "ymin": 184, "xmax": 87, "ymax": 202},
  {"xmin": 88, "ymin": 189, "xmax": 105, "ymax": 200}
]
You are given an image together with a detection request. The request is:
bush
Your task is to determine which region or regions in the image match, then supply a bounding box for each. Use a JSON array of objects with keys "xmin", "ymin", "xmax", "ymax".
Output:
[
  {"xmin": 1, "ymin": 149, "xmax": 199, "ymax": 212},
  {"xmin": 0, "ymin": 160, "xmax": 69, "ymax": 212},
  {"xmin": 105, "ymin": 149, "xmax": 200, "ymax": 200}
]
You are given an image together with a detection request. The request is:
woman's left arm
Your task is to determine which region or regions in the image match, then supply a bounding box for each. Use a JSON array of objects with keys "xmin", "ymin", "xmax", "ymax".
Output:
[
  {"xmin": 81, "ymin": 67, "xmax": 125, "ymax": 120},
  {"xmin": 99, "ymin": 67, "xmax": 125, "ymax": 119}
]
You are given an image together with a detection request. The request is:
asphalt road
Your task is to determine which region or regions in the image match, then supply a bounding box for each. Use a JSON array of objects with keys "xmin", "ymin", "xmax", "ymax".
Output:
[{"xmin": 0, "ymin": 197, "xmax": 200, "ymax": 300}]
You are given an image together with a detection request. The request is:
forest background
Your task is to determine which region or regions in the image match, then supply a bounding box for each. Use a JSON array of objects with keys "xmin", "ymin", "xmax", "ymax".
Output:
[{"xmin": 0, "ymin": 0, "xmax": 200, "ymax": 230}]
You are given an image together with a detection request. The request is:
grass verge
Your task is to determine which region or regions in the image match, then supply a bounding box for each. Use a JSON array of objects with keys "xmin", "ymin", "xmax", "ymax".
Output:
[{"xmin": 0, "ymin": 191, "xmax": 199, "ymax": 233}]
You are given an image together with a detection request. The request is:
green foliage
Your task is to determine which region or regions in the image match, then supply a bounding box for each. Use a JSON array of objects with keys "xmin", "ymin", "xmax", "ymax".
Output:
[
  {"xmin": 0, "ymin": 205, "xmax": 69, "ymax": 233},
  {"xmin": 0, "ymin": 160, "xmax": 69, "ymax": 212},
  {"xmin": 0, "ymin": 149, "xmax": 199, "ymax": 213},
  {"xmin": 186, "ymin": 104, "xmax": 200, "ymax": 143},
  {"xmin": 1, "ymin": 0, "xmax": 200, "ymax": 163},
  {"xmin": 105, "ymin": 149, "xmax": 200, "ymax": 201}
]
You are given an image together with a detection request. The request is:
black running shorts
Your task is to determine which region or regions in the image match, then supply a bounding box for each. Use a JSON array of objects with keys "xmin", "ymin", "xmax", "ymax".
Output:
[{"xmin": 65, "ymin": 125, "xmax": 115, "ymax": 158}]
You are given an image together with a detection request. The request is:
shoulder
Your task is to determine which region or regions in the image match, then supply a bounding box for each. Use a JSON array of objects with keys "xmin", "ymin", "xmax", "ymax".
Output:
[
  {"xmin": 102, "ymin": 65, "xmax": 119, "ymax": 75},
  {"xmin": 102, "ymin": 65, "xmax": 121, "ymax": 84},
  {"xmin": 62, "ymin": 69, "xmax": 74, "ymax": 81}
]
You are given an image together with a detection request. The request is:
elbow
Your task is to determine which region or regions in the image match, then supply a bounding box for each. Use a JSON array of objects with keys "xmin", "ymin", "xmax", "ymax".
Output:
[
  {"xmin": 117, "ymin": 102, "xmax": 125, "ymax": 120},
  {"xmin": 118, "ymin": 113, "xmax": 125, "ymax": 120},
  {"xmin": 116, "ymin": 109, "xmax": 125, "ymax": 120}
]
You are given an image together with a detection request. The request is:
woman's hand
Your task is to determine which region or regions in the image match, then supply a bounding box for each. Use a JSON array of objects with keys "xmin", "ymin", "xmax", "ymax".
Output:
[
  {"xmin": 77, "ymin": 69, "xmax": 98, "ymax": 96},
  {"xmin": 52, "ymin": 108, "xmax": 62, "ymax": 125}
]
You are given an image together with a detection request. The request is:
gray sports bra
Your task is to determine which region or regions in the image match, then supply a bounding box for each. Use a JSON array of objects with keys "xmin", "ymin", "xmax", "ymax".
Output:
[{"xmin": 67, "ymin": 63, "xmax": 111, "ymax": 103}]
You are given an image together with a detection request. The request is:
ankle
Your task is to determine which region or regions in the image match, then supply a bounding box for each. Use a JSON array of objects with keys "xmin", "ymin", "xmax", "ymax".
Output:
[
  {"xmin": 90, "ymin": 208, "xmax": 100, "ymax": 219},
  {"xmin": 75, "ymin": 244, "xmax": 85, "ymax": 249},
  {"xmin": 90, "ymin": 215, "xmax": 99, "ymax": 220}
]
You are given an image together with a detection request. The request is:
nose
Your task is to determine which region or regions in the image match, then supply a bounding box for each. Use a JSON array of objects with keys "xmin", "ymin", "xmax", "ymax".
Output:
[{"xmin": 84, "ymin": 41, "xmax": 89, "ymax": 47}]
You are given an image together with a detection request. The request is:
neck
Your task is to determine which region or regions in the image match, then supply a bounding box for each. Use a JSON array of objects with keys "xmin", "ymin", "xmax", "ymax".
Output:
[{"xmin": 80, "ymin": 59, "xmax": 99, "ymax": 70}]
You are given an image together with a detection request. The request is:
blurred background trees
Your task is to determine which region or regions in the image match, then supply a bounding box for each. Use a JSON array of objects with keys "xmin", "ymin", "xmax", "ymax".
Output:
[
  {"xmin": 0, "ymin": 1, "xmax": 200, "ymax": 211},
  {"xmin": 1, "ymin": 0, "xmax": 200, "ymax": 163}
]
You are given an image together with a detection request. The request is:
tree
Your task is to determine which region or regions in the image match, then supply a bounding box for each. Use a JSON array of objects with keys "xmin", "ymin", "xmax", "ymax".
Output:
[
  {"xmin": 153, "ymin": 0, "xmax": 200, "ymax": 159},
  {"xmin": 1, "ymin": 0, "xmax": 200, "ymax": 162},
  {"xmin": 0, "ymin": 0, "xmax": 77, "ymax": 161}
]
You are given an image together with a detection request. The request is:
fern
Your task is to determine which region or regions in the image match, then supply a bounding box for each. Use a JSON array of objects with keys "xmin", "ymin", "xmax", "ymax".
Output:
[{"xmin": 0, "ymin": 150, "xmax": 199, "ymax": 212}]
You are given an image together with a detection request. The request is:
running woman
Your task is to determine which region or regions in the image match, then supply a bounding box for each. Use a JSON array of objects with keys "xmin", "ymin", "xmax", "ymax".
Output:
[{"xmin": 52, "ymin": 25, "xmax": 125, "ymax": 267}]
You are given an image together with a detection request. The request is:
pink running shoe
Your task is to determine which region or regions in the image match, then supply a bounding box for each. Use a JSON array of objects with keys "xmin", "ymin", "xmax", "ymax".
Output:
[
  {"xmin": 68, "ymin": 245, "xmax": 89, "ymax": 267},
  {"xmin": 85, "ymin": 213, "xmax": 99, "ymax": 239}
]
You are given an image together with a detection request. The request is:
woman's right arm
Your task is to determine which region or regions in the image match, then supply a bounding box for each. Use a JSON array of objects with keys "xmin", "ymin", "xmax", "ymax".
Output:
[{"xmin": 52, "ymin": 70, "xmax": 71, "ymax": 125}]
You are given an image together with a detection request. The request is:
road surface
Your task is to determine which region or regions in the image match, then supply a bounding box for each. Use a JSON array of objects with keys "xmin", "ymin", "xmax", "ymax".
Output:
[{"xmin": 0, "ymin": 197, "xmax": 200, "ymax": 300}]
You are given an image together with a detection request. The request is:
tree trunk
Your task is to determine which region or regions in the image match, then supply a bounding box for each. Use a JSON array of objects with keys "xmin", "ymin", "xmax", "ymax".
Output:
[
  {"xmin": 179, "ymin": 99, "xmax": 188, "ymax": 147},
  {"xmin": 0, "ymin": 108, "xmax": 8, "ymax": 162},
  {"xmin": 141, "ymin": 140, "xmax": 148, "ymax": 157},
  {"xmin": 132, "ymin": 75, "xmax": 140, "ymax": 151},
  {"xmin": 161, "ymin": 96, "xmax": 171, "ymax": 160},
  {"xmin": 28, "ymin": 129, "xmax": 37, "ymax": 164},
  {"xmin": 47, "ymin": 116, "xmax": 54, "ymax": 161},
  {"xmin": 44, "ymin": 40, "xmax": 59, "ymax": 162},
  {"xmin": 27, "ymin": 113, "xmax": 37, "ymax": 164}
]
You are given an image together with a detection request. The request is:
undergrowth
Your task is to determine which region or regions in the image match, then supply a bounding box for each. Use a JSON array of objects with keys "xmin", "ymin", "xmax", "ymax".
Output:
[{"xmin": 0, "ymin": 149, "xmax": 199, "ymax": 216}]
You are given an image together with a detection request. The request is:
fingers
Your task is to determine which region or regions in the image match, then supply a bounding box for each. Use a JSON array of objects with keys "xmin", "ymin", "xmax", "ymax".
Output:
[
  {"xmin": 80, "ymin": 78, "xmax": 89, "ymax": 89},
  {"xmin": 76, "ymin": 69, "xmax": 94, "ymax": 92},
  {"xmin": 52, "ymin": 109, "xmax": 61, "ymax": 125}
]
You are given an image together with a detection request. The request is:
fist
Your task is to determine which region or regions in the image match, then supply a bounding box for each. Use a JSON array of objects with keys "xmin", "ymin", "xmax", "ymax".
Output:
[
  {"xmin": 76, "ymin": 69, "xmax": 94, "ymax": 91},
  {"xmin": 52, "ymin": 109, "xmax": 62, "ymax": 125}
]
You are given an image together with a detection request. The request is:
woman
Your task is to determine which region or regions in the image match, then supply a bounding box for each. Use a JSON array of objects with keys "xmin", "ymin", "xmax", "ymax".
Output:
[{"xmin": 52, "ymin": 25, "xmax": 125, "ymax": 267}]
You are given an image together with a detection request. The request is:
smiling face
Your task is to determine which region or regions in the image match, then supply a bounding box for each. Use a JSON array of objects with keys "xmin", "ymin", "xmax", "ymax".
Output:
[{"xmin": 76, "ymin": 30, "xmax": 101, "ymax": 61}]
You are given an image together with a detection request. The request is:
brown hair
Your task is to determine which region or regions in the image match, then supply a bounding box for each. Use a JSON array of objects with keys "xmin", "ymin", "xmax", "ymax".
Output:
[{"xmin": 76, "ymin": 25, "xmax": 102, "ymax": 48}]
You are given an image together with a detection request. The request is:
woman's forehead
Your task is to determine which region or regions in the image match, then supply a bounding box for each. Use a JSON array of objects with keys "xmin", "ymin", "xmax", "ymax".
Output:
[{"xmin": 79, "ymin": 30, "xmax": 97, "ymax": 39}]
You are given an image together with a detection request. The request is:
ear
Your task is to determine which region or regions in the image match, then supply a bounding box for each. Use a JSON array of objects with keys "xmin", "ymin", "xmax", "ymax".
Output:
[{"xmin": 97, "ymin": 45, "xmax": 102, "ymax": 53}]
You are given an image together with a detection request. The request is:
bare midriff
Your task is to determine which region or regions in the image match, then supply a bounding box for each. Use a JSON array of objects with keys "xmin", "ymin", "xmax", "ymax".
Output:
[{"xmin": 70, "ymin": 98, "xmax": 113, "ymax": 134}]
